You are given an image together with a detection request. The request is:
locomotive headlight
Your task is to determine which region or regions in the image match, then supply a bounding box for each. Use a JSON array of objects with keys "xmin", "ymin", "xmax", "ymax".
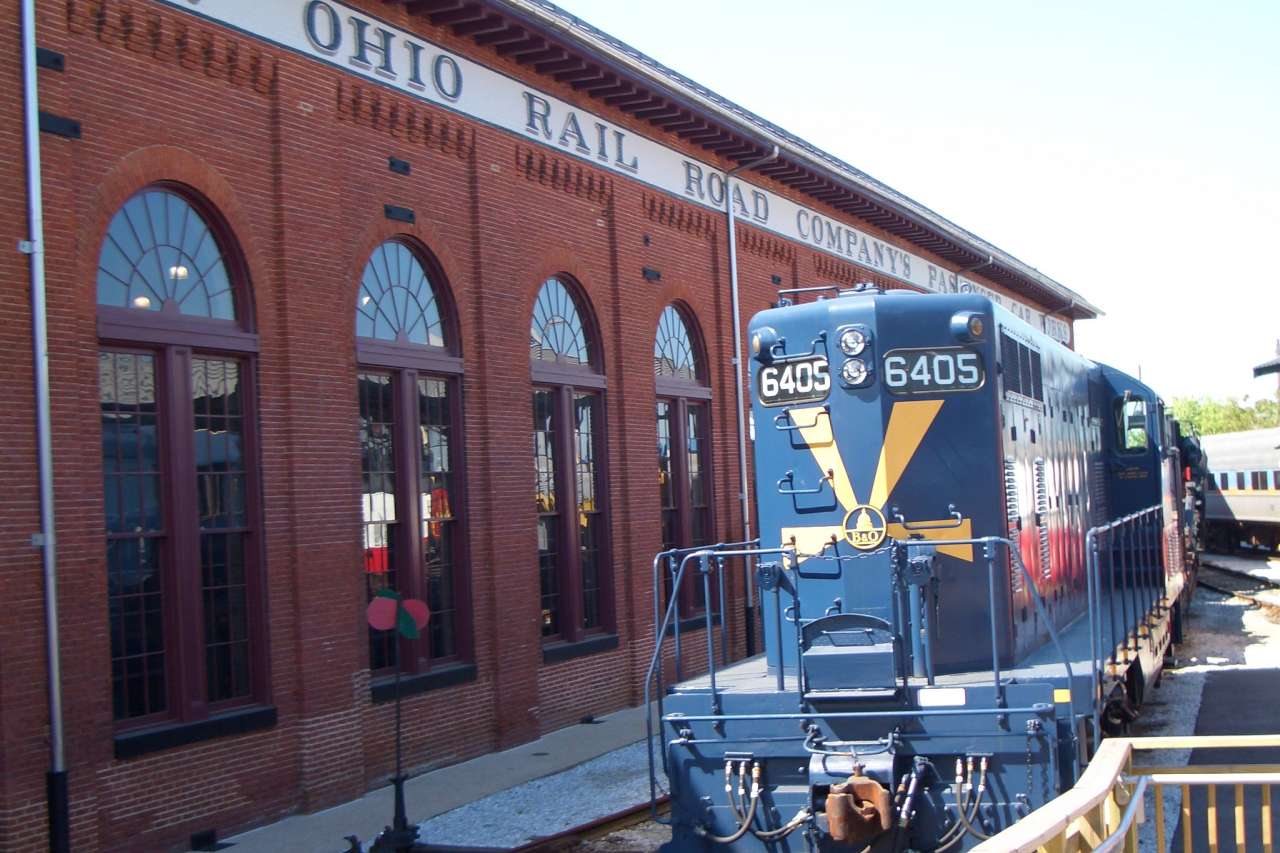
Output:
[
  {"xmin": 751, "ymin": 326, "xmax": 779, "ymax": 364},
  {"xmin": 841, "ymin": 358, "xmax": 869, "ymax": 385},
  {"xmin": 951, "ymin": 311, "xmax": 986, "ymax": 342},
  {"xmin": 838, "ymin": 328, "xmax": 867, "ymax": 356}
]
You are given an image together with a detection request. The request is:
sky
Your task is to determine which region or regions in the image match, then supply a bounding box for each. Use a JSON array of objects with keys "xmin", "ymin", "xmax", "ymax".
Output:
[{"xmin": 553, "ymin": 0, "xmax": 1280, "ymax": 402}]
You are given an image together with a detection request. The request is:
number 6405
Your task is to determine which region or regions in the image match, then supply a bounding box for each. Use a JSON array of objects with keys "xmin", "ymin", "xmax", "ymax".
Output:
[{"xmin": 883, "ymin": 351, "xmax": 981, "ymax": 391}]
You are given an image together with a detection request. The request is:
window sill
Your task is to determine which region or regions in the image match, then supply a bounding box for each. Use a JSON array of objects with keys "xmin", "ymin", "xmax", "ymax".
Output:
[
  {"xmin": 542, "ymin": 633, "xmax": 619, "ymax": 665},
  {"xmin": 370, "ymin": 662, "xmax": 478, "ymax": 704},
  {"xmin": 113, "ymin": 705, "xmax": 277, "ymax": 760},
  {"xmin": 664, "ymin": 612, "xmax": 722, "ymax": 637}
]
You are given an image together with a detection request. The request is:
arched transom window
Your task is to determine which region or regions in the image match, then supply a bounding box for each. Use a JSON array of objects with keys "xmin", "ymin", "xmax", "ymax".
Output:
[
  {"xmin": 654, "ymin": 304, "xmax": 715, "ymax": 614},
  {"xmin": 97, "ymin": 189, "xmax": 236, "ymax": 320},
  {"xmin": 654, "ymin": 304, "xmax": 700, "ymax": 381},
  {"xmin": 95, "ymin": 187, "xmax": 264, "ymax": 729},
  {"xmin": 529, "ymin": 277, "xmax": 612, "ymax": 651},
  {"xmin": 356, "ymin": 241, "xmax": 445, "ymax": 347},
  {"xmin": 530, "ymin": 277, "xmax": 591, "ymax": 365},
  {"xmin": 354, "ymin": 240, "xmax": 469, "ymax": 682}
]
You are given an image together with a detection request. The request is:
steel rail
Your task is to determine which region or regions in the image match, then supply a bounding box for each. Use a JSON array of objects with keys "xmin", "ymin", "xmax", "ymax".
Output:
[{"xmin": 510, "ymin": 797, "xmax": 669, "ymax": 852}]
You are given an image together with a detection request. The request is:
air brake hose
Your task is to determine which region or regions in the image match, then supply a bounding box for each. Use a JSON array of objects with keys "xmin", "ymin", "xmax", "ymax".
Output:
[
  {"xmin": 936, "ymin": 758, "xmax": 984, "ymax": 850},
  {"xmin": 751, "ymin": 807, "xmax": 812, "ymax": 841},
  {"xmin": 697, "ymin": 764, "xmax": 761, "ymax": 844},
  {"xmin": 952, "ymin": 757, "xmax": 992, "ymax": 840},
  {"xmin": 724, "ymin": 761, "xmax": 746, "ymax": 822}
]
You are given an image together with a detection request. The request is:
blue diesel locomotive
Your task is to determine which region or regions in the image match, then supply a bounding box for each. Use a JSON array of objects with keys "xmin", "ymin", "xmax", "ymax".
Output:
[{"xmin": 647, "ymin": 285, "xmax": 1198, "ymax": 851}]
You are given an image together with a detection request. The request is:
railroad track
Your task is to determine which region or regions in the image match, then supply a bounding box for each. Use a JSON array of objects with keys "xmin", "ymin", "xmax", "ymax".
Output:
[
  {"xmin": 1199, "ymin": 558, "xmax": 1280, "ymax": 611},
  {"xmin": 512, "ymin": 798, "xmax": 669, "ymax": 853}
]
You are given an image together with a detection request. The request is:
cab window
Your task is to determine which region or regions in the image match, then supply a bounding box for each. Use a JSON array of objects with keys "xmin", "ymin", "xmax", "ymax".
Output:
[{"xmin": 1115, "ymin": 398, "xmax": 1148, "ymax": 453}]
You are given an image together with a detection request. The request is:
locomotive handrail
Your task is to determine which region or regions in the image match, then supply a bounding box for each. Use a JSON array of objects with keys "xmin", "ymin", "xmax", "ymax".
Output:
[
  {"xmin": 764, "ymin": 331, "xmax": 828, "ymax": 363},
  {"xmin": 776, "ymin": 468, "xmax": 834, "ymax": 496},
  {"xmin": 772, "ymin": 405, "xmax": 830, "ymax": 432},
  {"xmin": 651, "ymin": 539, "xmax": 758, "ymax": 685},
  {"xmin": 645, "ymin": 515, "xmax": 1176, "ymax": 829},
  {"xmin": 643, "ymin": 542, "xmax": 786, "ymax": 822},
  {"xmin": 775, "ymin": 284, "xmax": 844, "ymax": 301},
  {"xmin": 648, "ymin": 539, "xmax": 758, "ymax": 789},
  {"xmin": 900, "ymin": 535, "xmax": 1082, "ymax": 776},
  {"xmin": 664, "ymin": 704, "xmax": 1056, "ymax": 724},
  {"xmin": 893, "ymin": 503, "xmax": 965, "ymax": 530},
  {"xmin": 1085, "ymin": 504, "xmax": 1164, "ymax": 746}
]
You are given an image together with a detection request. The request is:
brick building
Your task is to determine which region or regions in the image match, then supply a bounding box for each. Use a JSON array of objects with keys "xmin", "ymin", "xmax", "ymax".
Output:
[{"xmin": 2, "ymin": 1, "xmax": 1098, "ymax": 850}]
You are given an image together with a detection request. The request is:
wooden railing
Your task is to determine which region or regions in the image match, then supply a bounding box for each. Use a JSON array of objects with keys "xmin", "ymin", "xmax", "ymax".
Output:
[{"xmin": 975, "ymin": 734, "xmax": 1280, "ymax": 852}]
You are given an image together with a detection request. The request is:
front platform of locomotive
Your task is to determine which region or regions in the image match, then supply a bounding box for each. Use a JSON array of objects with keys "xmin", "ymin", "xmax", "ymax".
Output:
[{"xmin": 658, "ymin": 288, "xmax": 1067, "ymax": 852}]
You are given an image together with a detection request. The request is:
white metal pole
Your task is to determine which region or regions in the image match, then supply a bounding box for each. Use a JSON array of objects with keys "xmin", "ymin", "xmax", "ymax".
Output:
[
  {"xmin": 725, "ymin": 145, "xmax": 778, "ymax": 652},
  {"xmin": 21, "ymin": 1, "xmax": 69, "ymax": 849}
]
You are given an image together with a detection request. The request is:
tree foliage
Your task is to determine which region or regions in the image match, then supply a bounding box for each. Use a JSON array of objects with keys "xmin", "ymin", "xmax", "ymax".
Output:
[{"xmin": 1170, "ymin": 396, "xmax": 1280, "ymax": 436}]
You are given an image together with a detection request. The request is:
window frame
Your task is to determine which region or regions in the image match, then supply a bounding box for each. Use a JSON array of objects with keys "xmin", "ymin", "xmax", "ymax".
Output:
[
  {"xmin": 1114, "ymin": 397, "xmax": 1149, "ymax": 454},
  {"xmin": 654, "ymin": 304, "xmax": 716, "ymax": 618},
  {"xmin": 530, "ymin": 276, "xmax": 615, "ymax": 651},
  {"xmin": 354, "ymin": 239, "xmax": 472, "ymax": 682},
  {"xmin": 656, "ymin": 396, "xmax": 718, "ymax": 614},
  {"xmin": 96, "ymin": 186, "xmax": 269, "ymax": 732}
]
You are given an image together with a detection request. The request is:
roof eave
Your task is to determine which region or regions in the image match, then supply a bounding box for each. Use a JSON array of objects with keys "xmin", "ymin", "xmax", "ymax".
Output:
[
  {"xmin": 1254, "ymin": 357, "xmax": 1280, "ymax": 378},
  {"xmin": 442, "ymin": 0, "xmax": 1102, "ymax": 320}
]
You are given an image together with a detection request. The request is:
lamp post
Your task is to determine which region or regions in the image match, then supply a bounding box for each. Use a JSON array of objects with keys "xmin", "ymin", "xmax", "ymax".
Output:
[{"xmin": 364, "ymin": 590, "xmax": 430, "ymax": 853}]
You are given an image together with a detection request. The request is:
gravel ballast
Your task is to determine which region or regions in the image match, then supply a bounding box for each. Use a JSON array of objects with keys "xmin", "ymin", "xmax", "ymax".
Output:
[{"xmin": 417, "ymin": 739, "xmax": 665, "ymax": 849}]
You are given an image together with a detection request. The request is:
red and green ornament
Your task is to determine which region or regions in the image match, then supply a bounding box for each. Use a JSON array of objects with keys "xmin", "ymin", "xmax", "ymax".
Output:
[{"xmin": 366, "ymin": 588, "xmax": 430, "ymax": 639}]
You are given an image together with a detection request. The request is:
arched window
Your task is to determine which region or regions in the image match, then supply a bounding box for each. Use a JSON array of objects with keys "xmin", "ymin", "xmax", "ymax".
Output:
[
  {"xmin": 97, "ymin": 190, "xmax": 236, "ymax": 319},
  {"xmin": 530, "ymin": 277, "xmax": 590, "ymax": 365},
  {"xmin": 654, "ymin": 304, "xmax": 700, "ymax": 381},
  {"xmin": 355, "ymin": 240, "xmax": 469, "ymax": 685},
  {"xmin": 654, "ymin": 305, "xmax": 715, "ymax": 613},
  {"xmin": 96, "ymin": 187, "xmax": 265, "ymax": 727},
  {"xmin": 356, "ymin": 241, "xmax": 445, "ymax": 346},
  {"xmin": 530, "ymin": 277, "xmax": 613, "ymax": 651}
]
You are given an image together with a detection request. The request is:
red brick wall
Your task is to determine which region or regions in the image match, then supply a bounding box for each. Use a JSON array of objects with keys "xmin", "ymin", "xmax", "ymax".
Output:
[{"xmin": 0, "ymin": 2, "xmax": 1068, "ymax": 850}]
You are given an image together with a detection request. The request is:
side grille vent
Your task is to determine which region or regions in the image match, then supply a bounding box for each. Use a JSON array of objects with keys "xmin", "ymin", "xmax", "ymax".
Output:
[
  {"xmin": 1004, "ymin": 457, "xmax": 1023, "ymax": 593},
  {"xmin": 1034, "ymin": 457, "xmax": 1051, "ymax": 582}
]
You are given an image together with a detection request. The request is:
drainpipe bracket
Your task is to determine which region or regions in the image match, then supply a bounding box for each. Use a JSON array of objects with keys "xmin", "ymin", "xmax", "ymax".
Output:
[
  {"xmin": 18, "ymin": 239, "xmax": 38, "ymax": 254},
  {"xmin": 31, "ymin": 532, "xmax": 52, "ymax": 547}
]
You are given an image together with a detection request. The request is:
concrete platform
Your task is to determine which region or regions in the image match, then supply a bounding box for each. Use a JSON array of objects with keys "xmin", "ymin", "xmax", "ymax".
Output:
[
  {"xmin": 201, "ymin": 703, "xmax": 652, "ymax": 853},
  {"xmin": 1171, "ymin": 668, "xmax": 1280, "ymax": 851}
]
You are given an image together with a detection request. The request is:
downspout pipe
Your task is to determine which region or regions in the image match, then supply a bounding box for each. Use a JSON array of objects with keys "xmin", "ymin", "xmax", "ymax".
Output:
[
  {"xmin": 725, "ymin": 144, "xmax": 779, "ymax": 656},
  {"xmin": 21, "ymin": 2, "xmax": 70, "ymax": 851}
]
